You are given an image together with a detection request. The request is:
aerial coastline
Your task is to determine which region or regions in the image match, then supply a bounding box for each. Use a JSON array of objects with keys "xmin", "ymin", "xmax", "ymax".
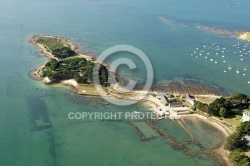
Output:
[{"xmin": 29, "ymin": 34, "xmax": 241, "ymax": 165}]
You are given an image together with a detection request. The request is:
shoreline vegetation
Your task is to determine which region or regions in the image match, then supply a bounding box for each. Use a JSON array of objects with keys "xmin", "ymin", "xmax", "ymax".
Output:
[{"xmin": 30, "ymin": 35, "xmax": 250, "ymax": 165}]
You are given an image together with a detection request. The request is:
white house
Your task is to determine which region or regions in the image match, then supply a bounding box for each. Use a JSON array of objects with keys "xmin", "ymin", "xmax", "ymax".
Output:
[
  {"xmin": 186, "ymin": 94, "xmax": 195, "ymax": 105},
  {"xmin": 244, "ymin": 136, "xmax": 250, "ymax": 147},
  {"xmin": 160, "ymin": 94, "xmax": 168, "ymax": 106},
  {"xmin": 243, "ymin": 111, "xmax": 250, "ymax": 122}
]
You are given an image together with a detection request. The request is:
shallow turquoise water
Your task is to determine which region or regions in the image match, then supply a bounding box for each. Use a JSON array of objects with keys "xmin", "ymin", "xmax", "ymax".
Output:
[{"xmin": 0, "ymin": 0, "xmax": 250, "ymax": 165}]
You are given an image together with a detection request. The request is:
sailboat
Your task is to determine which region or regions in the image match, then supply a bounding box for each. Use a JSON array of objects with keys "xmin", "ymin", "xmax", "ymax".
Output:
[
  {"xmin": 228, "ymin": 65, "xmax": 232, "ymax": 70},
  {"xmin": 236, "ymin": 68, "xmax": 240, "ymax": 74}
]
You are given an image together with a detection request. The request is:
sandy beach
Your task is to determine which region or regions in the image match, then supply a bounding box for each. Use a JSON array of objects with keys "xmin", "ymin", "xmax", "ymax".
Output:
[
  {"xmin": 62, "ymin": 79, "xmax": 78, "ymax": 87},
  {"xmin": 238, "ymin": 32, "xmax": 250, "ymax": 41}
]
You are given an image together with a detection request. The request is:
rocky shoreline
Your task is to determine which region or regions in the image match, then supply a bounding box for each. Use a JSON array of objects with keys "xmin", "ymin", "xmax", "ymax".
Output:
[{"xmin": 29, "ymin": 35, "xmax": 229, "ymax": 97}]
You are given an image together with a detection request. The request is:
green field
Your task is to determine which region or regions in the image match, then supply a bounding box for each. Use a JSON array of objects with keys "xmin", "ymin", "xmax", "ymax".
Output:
[
  {"xmin": 35, "ymin": 36, "xmax": 76, "ymax": 58},
  {"xmin": 36, "ymin": 37, "xmax": 65, "ymax": 50}
]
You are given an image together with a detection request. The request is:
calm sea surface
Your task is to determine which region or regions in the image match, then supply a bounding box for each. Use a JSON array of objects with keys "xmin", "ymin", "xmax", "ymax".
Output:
[{"xmin": 0, "ymin": 0, "xmax": 250, "ymax": 165}]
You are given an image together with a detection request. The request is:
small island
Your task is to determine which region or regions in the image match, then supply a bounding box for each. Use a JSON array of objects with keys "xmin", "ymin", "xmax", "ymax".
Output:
[{"xmin": 30, "ymin": 35, "xmax": 110, "ymax": 95}]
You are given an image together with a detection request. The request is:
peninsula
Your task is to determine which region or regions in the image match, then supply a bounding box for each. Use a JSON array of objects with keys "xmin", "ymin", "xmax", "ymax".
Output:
[{"xmin": 29, "ymin": 35, "xmax": 250, "ymax": 165}]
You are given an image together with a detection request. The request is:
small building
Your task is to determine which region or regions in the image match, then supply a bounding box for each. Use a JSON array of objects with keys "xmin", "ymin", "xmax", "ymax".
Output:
[
  {"xmin": 243, "ymin": 111, "xmax": 250, "ymax": 122},
  {"xmin": 169, "ymin": 102, "xmax": 183, "ymax": 108},
  {"xmin": 186, "ymin": 94, "xmax": 195, "ymax": 105},
  {"xmin": 160, "ymin": 94, "xmax": 169, "ymax": 106},
  {"xmin": 164, "ymin": 93, "xmax": 176, "ymax": 99},
  {"xmin": 171, "ymin": 107, "xmax": 190, "ymax": 115}
]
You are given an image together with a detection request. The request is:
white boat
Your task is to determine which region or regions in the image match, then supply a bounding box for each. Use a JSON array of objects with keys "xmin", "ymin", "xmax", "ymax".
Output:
[
  {"xmin": 248, "ymin": 81, "xmax": 250, "ymax": 84},
  {"xmin": 210, "ymin": 59, "xmax": 213, "ymax": 62},
  {"xmin": 224, "ymin": 70, "xmax": 227, "ymax": 73},
  {"xmin": 244, "ymin": 66, "xmax": 247, "ymax": 71},
  {"xmin": 214, "ymin": 61, "xmax": 217, "ymax": 64},
  {"xmin": 205, "ymin": 56, "xmax": 208, "ymax": 59},
  {"xmin": 228, "ymin": 65, "xmax": 232, "ymax": 70},
  {"xmin": 223, "ymin": 60, "xmax": 226, "ymax": 63},
  {"xmin": 243, "ymin": 74, "xmax": 246, "ymax": 76},
  {"xmin": 222, "ymin": 55, "xmax": 224, "ymax": 58},
  {"xmin": 241, "ymin": 59, "xmax": 244, "ymax": 61},
  {"xmin": 236, "ymin": 68, "xmax": 240, "ymax": 74}
]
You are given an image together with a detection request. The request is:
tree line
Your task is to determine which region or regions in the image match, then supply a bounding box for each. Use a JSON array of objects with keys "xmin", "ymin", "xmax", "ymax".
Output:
[
  {"xmin": 42, "ymin": 58, "xmax": 109, "ymax": 86},
  {"xmin": 194, "ymin": 94, "xmax": 249, "ymax": 118},
  {"xmin": 225, "ymin": 121, "xmax": 250, "ymax": 166}
]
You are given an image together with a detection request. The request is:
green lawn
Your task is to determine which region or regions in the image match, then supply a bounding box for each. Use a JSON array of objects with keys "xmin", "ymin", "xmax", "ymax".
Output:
[
  {"xmin": 222, "ymin": 114, "xmax": 242, "ymax": 127},
  {"xmin": 212, "ymin": 108, "xmax": 245, "ymax": 127},
  {"xmin": 36, "ymin": 36, "xmax": 65, "ymax": 51}
]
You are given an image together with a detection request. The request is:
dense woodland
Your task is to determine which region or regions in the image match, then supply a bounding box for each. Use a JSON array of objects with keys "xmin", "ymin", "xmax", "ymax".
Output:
[
  {"xmin": 194, "ymin": 94, "xmax": 249, "ymax": 118},
  {"xmin": 42, "ymin": 58, "xmax": 108, "ymax": 85},
  {"xmin": 226, "ymin": 121, "xmax": 250, "ymax": 166},
  {"xmin": 35, "ymin": 36, "xmax": 109, "ymax": 85}
]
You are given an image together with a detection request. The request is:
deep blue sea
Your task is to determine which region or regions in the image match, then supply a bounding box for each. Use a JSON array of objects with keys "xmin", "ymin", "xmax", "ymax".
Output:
[{"xmin": 0, "ymin": 0, "xmax": 250, "ymax": 165}]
